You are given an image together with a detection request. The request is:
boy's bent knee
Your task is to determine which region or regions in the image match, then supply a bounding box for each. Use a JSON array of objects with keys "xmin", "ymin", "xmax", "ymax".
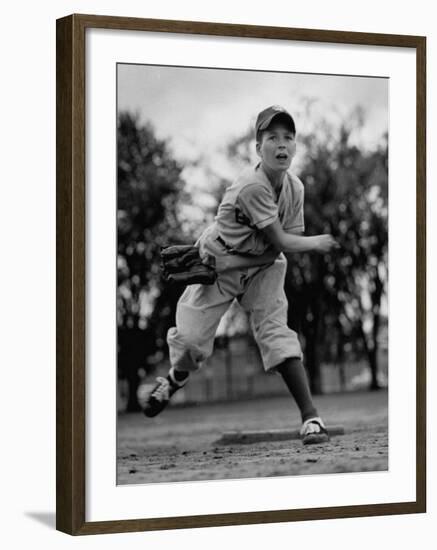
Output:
[{"xmin": 253, "ymin": 324, "xmax": 303, "ymax": 371}]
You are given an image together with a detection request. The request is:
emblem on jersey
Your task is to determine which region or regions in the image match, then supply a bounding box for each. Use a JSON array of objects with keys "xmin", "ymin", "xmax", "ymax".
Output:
[{"xmin": 235, "ymin": 208, "xmax": 256, "ymax": 229}]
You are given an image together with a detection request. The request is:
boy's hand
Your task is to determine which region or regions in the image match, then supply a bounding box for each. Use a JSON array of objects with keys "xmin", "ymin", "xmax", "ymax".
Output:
[{"xmin": 314, "ymin": 235, "xmax": 340, "ymax": 253}]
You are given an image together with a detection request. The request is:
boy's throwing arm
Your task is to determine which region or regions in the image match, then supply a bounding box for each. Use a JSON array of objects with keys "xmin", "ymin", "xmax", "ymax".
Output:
[{"xmin": 261, "ymin": 219, "xmax": 339, "ymax": 254}]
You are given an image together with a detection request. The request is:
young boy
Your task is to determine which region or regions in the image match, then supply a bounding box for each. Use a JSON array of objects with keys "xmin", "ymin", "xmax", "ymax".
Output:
[{"xmin": 144, "ymin": 105, "xmax": 338, "ymax": 445}]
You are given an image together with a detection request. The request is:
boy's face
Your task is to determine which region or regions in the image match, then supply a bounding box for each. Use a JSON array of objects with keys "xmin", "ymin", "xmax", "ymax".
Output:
[{"xmin": 256, "ymin": 121, "xmax": 296, "ymax": 173}]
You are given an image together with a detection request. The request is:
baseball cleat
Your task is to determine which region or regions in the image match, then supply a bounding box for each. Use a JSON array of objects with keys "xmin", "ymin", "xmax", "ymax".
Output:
[
  {"xmin": 143, "ymin": 371, "xmax": 187, "ymax": 418},
  {"xmin": 300, "ymin": 417, "xmax": 330, "ymax": 445}
]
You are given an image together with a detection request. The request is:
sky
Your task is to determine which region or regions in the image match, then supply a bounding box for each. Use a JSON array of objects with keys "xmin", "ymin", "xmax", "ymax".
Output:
[
  {"xmin": 117, "ymin": 63, "xmax": 388, "ymax": 164},
  {"xmin": 117, "ymin": 63, "xmax": 388, "ymax": 217}
]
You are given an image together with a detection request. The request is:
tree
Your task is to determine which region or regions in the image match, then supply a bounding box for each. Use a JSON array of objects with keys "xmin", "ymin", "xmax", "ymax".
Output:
[
  {"xmin": 117, "ymin": 112, "xmax": 187, "ymax": 411},
  {"xmin": 286, "ymin": 124, "xmax": 388, "ymax": 392}
]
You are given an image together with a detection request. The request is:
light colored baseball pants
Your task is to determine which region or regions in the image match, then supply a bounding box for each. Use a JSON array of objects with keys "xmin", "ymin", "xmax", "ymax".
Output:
[{"xmin": 167, "ymin": 227, "xmax": 303, "ymax": 373}]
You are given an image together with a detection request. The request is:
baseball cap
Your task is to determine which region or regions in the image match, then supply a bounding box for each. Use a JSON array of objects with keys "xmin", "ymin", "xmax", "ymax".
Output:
[{"xmin": 255, "ymin": 105, "xmax": 296, "ymax": 137}]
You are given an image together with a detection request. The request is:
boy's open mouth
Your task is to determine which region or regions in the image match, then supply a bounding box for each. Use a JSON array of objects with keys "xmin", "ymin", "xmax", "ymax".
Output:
[{"xmin": 276, "ymin": 153, "xmax": 288, "ymax": 160}]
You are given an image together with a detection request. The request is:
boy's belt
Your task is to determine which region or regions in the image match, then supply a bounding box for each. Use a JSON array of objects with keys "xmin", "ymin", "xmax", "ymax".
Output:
[
  {"xmin": 216, "ymin": 235, "xmax": 235, "ymax": 253},
  {"xmin": 215, "ymin": 235, "xmax": 256, "ymax": 257}
]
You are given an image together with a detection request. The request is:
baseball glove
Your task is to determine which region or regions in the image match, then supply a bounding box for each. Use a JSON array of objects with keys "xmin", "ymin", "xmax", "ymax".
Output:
[{"xmin": 160, "ymin": 245, "xmax": 217, "ymax": 286}]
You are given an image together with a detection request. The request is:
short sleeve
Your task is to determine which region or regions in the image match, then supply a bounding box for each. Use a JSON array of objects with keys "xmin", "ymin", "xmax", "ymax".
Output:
[
  {"xmin": 236, "ymin": 183, "xmax": 278, "ymax": 230},
  {"xmin": 284, "ymin": 176, "xmax": 305, "ymax": 234}
]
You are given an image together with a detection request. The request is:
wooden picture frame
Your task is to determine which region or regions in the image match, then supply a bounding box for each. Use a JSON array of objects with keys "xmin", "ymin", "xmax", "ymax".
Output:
[{"xmin": 56, "ymin": 13, "xmax": 426, "ymax": 535}]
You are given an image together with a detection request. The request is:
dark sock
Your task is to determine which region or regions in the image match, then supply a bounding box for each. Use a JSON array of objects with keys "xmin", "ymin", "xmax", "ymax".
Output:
[
  {"xmin": 276, "ymin": 357, "xmax": 318, "ymax": 422},
  {"xmin": 169, "ymin": 369, "xmax": 189, "ymax": 384}
]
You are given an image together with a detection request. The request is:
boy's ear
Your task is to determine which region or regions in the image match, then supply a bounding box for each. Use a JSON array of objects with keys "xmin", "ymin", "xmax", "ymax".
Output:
[{"xmin": 255, "ymin": 141, "xmax": 261, "ymax": 157}]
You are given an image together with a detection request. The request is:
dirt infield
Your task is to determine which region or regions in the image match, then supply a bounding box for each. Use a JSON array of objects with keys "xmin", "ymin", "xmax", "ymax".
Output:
[{"xmin": 117, "ymin": 390, "xmax": 388, "ymax": 485}]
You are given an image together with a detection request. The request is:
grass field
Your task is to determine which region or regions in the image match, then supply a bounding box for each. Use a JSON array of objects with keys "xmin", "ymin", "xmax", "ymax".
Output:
[{"xmin": 117, "ymin": 389, "xmax": 388, "ymax": 485}]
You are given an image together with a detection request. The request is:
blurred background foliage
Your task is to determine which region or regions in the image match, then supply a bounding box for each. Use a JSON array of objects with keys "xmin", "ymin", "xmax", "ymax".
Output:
[
  {"xmin": 117, "ymin": 112, "xmax": 187, "ymax": 411},
  {"xmin": 117, "ymin": 108, "xmax": 388, "ymax": 411}
]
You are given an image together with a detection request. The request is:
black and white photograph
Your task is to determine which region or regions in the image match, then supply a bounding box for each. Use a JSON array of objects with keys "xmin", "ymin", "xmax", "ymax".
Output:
[
  {"xmin": 116, "ymin": 63, "xmax": 389, "ymax": 485},
  {"xmin": 2, "ymin": 0, "xmax": 433, "ymax": 544}
]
